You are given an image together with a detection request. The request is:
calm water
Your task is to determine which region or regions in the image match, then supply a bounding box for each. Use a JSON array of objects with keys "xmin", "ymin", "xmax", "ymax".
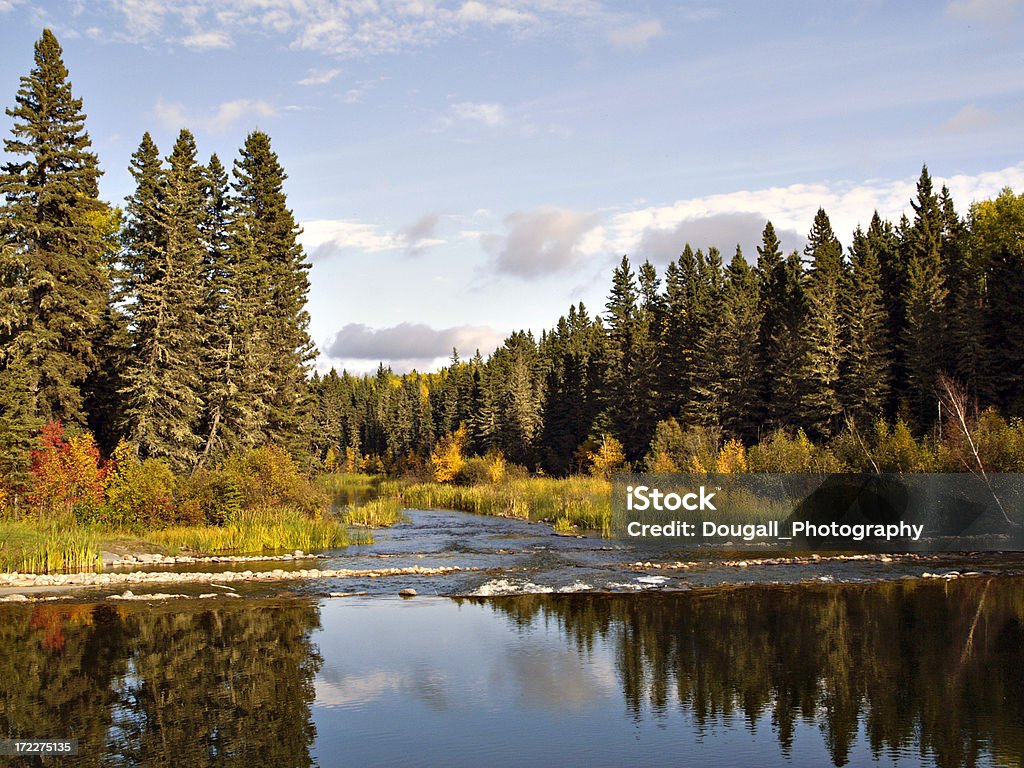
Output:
[{"xmin": 2, "ymin": 510, "xmax": 1024, "ymax": 767}]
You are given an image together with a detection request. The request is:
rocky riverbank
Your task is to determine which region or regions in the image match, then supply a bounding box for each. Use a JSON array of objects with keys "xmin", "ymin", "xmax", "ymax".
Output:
[
  {"xmin": 98, "ymin": 549, "xmax": 326, "ymax": 567},
  {"xmin": 0, "ymin": 564, "xmax": 479, "ymax": 602}
]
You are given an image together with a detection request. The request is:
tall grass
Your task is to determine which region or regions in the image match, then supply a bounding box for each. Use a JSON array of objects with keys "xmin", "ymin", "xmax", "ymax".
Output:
[
  {"xmin": 344, "ymin": 497, "xmax": 407, "ymax": 527},
  {"xmin": 389, "ymin": 476, "xmax": 612, "ymax": 535},
  {"xmin": 149, "ymin": 506, "xmax": 351, "ymax": 554},
  {"xmin": 0, "ymin": 518, "xmax": 104, "ymax": 574}
]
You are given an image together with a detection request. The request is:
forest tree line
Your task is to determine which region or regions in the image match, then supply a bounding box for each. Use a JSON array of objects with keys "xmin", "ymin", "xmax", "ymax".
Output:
[
  {"xmin": 0, "ymin": 30, "xmax": 314, "ymax": 504},
  {"xmin": 3, "ymin": 30, "xmax": 1024, "ymax": 497},
  {"xmin": 309, "ymin": 171, "xmax": 1024, "ymax": 477}
]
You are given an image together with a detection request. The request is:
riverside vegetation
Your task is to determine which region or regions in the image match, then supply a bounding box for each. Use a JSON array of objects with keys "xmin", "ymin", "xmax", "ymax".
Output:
[{"xmin": 3, "ymin": 30, "xmax": 1024, "ymax": 570}]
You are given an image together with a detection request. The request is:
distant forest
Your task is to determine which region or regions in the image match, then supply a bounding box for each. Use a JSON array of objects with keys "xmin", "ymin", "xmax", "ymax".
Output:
[
  {"xmin": 309, "ymin": 172, "xmax": 1024, "ymax": 475},
  {"xmin": 2, "ymin": 30, "xmax": 1024, "ymax": 488}
]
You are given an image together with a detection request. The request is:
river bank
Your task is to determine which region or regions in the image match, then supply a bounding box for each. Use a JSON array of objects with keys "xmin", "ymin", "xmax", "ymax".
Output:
[{"xmin": 0, "ymin": 563, "xmax": 478, "ymax": 601}]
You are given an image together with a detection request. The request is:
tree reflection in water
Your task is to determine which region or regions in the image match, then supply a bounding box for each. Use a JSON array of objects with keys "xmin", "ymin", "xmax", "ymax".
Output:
[
  {"xmin": 0, "ymin": 600, "xmax": 321, "ymax": 767},
  {"xmin": 0, "ymin": 579, "xmax": 1021, "ymax": 768},
  {"xmin": 469, "ymin": 578, "xmax": 1024, "ymax": 768}
]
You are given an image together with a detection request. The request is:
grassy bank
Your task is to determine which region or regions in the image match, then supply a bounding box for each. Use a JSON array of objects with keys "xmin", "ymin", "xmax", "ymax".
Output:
[
  {"xmin": 149, "ymin": 506, "xmax": 352, "ymax": 554},
  {"xmin": 343, "ymin": 497, "xmax": 407, "ymax": 527},
  {"xmin": 383, "ymin": 476, "xmax": 612, "ymax": 535},
  {"xmin": 0, "ymin": 518, "xmax": 106, "ymax": 573},
  {"xmin": 0, "ymin": 506, "xmax": 356, "ymax": 574}
]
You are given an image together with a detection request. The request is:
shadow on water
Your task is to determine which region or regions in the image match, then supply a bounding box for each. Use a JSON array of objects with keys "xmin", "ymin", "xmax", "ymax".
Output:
[{"xmin": 0, "ymin": 578, "xmax": 1022, "ymax": 767}]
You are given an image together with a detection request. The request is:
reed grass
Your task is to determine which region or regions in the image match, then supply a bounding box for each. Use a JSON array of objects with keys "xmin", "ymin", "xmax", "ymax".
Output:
[
  {"xmin": 344, "ymin": 497, "xmax": 407, "ymax": 527},
  {"xmin": 0, "ymin": 518, "xmax": 105, "ymax": 574},
  {"xmin": 317, "ymin": 472, "xmax": 384, "ymax": 508},
  {"xmin": 149, "ymin": 506, "xmax": 351, "ymax": 554},
  {"xmin": 390, "ymin": 476, "xmax": 612, "ymax": 535}
]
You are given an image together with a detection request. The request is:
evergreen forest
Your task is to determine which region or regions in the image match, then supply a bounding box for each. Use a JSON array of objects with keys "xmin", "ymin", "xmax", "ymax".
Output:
[{"xmin": 3, "ymin": 28, "xmax": 1024, "ymax": 513}]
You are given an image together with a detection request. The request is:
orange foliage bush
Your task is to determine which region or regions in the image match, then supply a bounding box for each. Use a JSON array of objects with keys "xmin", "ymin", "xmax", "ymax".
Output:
[{"xmin": 27, "ymin": 421, "xmax": 108, "ymax": 516}]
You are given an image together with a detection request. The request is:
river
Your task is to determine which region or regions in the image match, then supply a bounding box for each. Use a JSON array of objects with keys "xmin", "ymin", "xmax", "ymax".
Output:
[{"xmin": 1, "ymin": 509, "xmax": 1022, "ymax": 766}]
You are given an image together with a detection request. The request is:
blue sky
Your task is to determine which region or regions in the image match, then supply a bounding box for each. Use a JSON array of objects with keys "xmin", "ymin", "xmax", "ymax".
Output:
[{"xmin": 2, "ymin": 0, "xmax": 1023, "ymax": 372}]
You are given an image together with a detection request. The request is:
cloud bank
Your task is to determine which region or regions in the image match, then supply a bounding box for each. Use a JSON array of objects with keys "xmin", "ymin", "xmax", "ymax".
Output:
[
  {"xmin": 325, "ymin": 322, "xmax": 504, "ymax": 371},
  {"xmin": 106, "ymin": 0, "xmax": 612, "ymax": 58},
  {"xmin": 153, "ymin": 97, "xmax": 277, "ymax": 134}
]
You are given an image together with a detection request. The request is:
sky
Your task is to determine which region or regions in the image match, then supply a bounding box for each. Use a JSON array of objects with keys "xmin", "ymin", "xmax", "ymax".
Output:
[{"xmin": 1, "ymin": 0, "xmax": 1023, "ymax": 374}]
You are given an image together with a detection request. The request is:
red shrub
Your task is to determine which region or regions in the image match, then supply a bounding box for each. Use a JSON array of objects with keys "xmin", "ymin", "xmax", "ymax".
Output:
[{"xmin": 28, "ymin": 421, "xmax": 108, "ymax": 516}]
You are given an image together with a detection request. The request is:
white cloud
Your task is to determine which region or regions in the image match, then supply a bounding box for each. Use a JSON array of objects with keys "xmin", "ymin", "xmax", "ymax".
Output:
[
  {"xmin": 297, "ymin": 67, "xmax": 342, "ymax": 86},
  {"xmin": 401, "ymin": 213, "xmax": 445, "ymax": 256},
  {"xmin": 325, "ymin": 322, "xmax": 504, "ymax": 370},
  {"xmin": 111, "ymin": 0, "xmax": 168, "ymax": 35},
  {"xmin": 104, "ymin": 0, "xmax": 603, "ymax": 58},
  {"xmin": 302, "ymin": 214, "xmax": 446, "ymax": 260},
  {"xmin": 181, "ymin": 29, "xmax": 232, "ymax": 49},
  {"xmin": 483, "ymin": 208, "xmax": 598, "ymax": 278},
  {"xmin": 946, "ymin": 0, "xmax": 1022, "ymax": 24},
  {"xmin": 302, "ymin": 219, "xmax": 404, "ymax": 258},
  {"xmin": 607, "ymin": 19, "xmax": 663, "ymax": 49},
  {"xmin": 585, "ymin": 162, "xmax": 1024, "ymax": 263},
  {"xmin": 456, "ymin": 1, "xmax": 536, "ymax": 25},
  {"xmin": 153, "ymin": 97, "xmax": 278, "ymax": 134},
  {"xmin": 451, "ymin": 101, "xmax": 507, "ymax": 127},
  {"xmin": 342, "ymin": 76, "xmax": 388, "ymax": 103},
  {"xmin": 0, "ymin": 0, "xmax": 24, "ymax": 13}
]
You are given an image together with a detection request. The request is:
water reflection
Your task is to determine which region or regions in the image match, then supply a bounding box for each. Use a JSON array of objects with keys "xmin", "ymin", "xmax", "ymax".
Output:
[
  {"xmin": 470, "ymin": 579, "xmax": 1024, "ymax": 768},
  {"xmin": 0, "ymin": 580, "xmax": 1021, "ymax": 767},
  {"xmin": 0, "ymin": 600, "xmax": 321, "ymax": 767}
]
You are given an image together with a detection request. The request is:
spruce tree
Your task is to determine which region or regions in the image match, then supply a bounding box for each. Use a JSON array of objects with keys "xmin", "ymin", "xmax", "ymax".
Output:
[
  {"xmin": 120, "ymin": 130, "xmax": 206, "ymax": 468},
  {"xmin": 197, "ymin": 153, "xmax": 236, "ymax": 461},
  {"xmin": 756, "ymin": 222, "xmax": 806, "ymax": 430},
  {"xmin": 689, "ymin": 248, "xmax": 728, "ymax": 427},
  {"xmin": 798, "ymin": 208, "xmax": 845, "ymax": 437},
  {"xmin": 867, "ymin": 212, "xmax": 905, "ymax": 415},
  {"xmin": 842, "ymin": 226, "xmax": 891, "ymax": 425},
  {"xmin": 718, "ymin": 246, "xmax": 762, "ymax": 441},
  {"xmin": 903, "ymin": 166, "xmax": 949, "ymax": 425},
  {"xmin": 229, "ymin": 131, "xmax": 316, "ymax": 457},
  {"xmin": 0, "ymin": 29, "xmax": 106, "ymax": 426},
  {"xmin": 539, "ymin": 306, "xmax": 603, "ymax": 474},
  {"xmin": 603, "ymin": 255, "xmax": 655, "ymax": 461},
  {"xmin": 940, "ymin": 186, "xmax": 985, "ymax": 397}
]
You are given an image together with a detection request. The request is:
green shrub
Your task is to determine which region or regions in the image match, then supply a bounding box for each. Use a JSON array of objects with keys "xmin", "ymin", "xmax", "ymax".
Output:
[
  {"xmin": 748, "ymin": 429, "xmax": 844, "ymax": 473},
  {"xmin": 175, "ymin": 466, "xmax": 244, "ymax": 526},
  {"xmin": 221, "ymin": 444, "xmax": 327, "ymax": 514},
  {"xmin": 873, "ymin": 419, "xmax": 940, "ymax": 472},
  {"xmin": 106, "ymin": 443, "xmax": 177, "ymax": 528},
  {"xmin": 456, "ymin": 457, "xmax": 492, "ymax": 486},
  {"xmin": 645, "ymin": 419, "xmax": 721, "ymax": 473},
  {"xmin": 970, "ymin": 409, "xmax": 1024, "ymax": 472}
]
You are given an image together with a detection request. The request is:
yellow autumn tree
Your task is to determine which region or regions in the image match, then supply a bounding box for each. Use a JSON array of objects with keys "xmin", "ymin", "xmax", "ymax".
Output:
[
  {"xmin": 324, "ymin": 446, "xmax": 338, "ymax": 473},
  {"xmin": 588, "ymin": 434, "xmax": 626, "ymax": 479},
  {"xmin": 431, "ymin": 424, "xmax": 468, "ymax": 483},
  {"xmin": 715, "ymin": 439, "xmax": 748, "ymax": 473}
]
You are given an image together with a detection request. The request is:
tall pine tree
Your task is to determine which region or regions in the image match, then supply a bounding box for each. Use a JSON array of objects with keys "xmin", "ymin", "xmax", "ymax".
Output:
[
  {"xmin": 120, "ymin": 130, "xmax": 206, "ymax": 468},
  {"xmin": 903, "ymin": 166, "xmax": 949, "ymax": 426},
  {"xmin": 229, "ymin": 131, "xmax": 316, "ymax": 457},
  {"xmin": 841, "ymin": 226, "xmax": 890, "ymax": 425},
  {"xmin": 0, "ymin": 29, "xmax": 106, "ymax": 427},
  {"xmin": 798, "ymin": 208, "xmax": 845, "ymax": 437}
]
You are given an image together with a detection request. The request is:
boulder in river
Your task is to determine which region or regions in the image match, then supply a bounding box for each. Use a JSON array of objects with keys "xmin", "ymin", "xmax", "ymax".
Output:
[{"xmin": 399, "ymin": 588, "xmax": 418, "ymax": 598}]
